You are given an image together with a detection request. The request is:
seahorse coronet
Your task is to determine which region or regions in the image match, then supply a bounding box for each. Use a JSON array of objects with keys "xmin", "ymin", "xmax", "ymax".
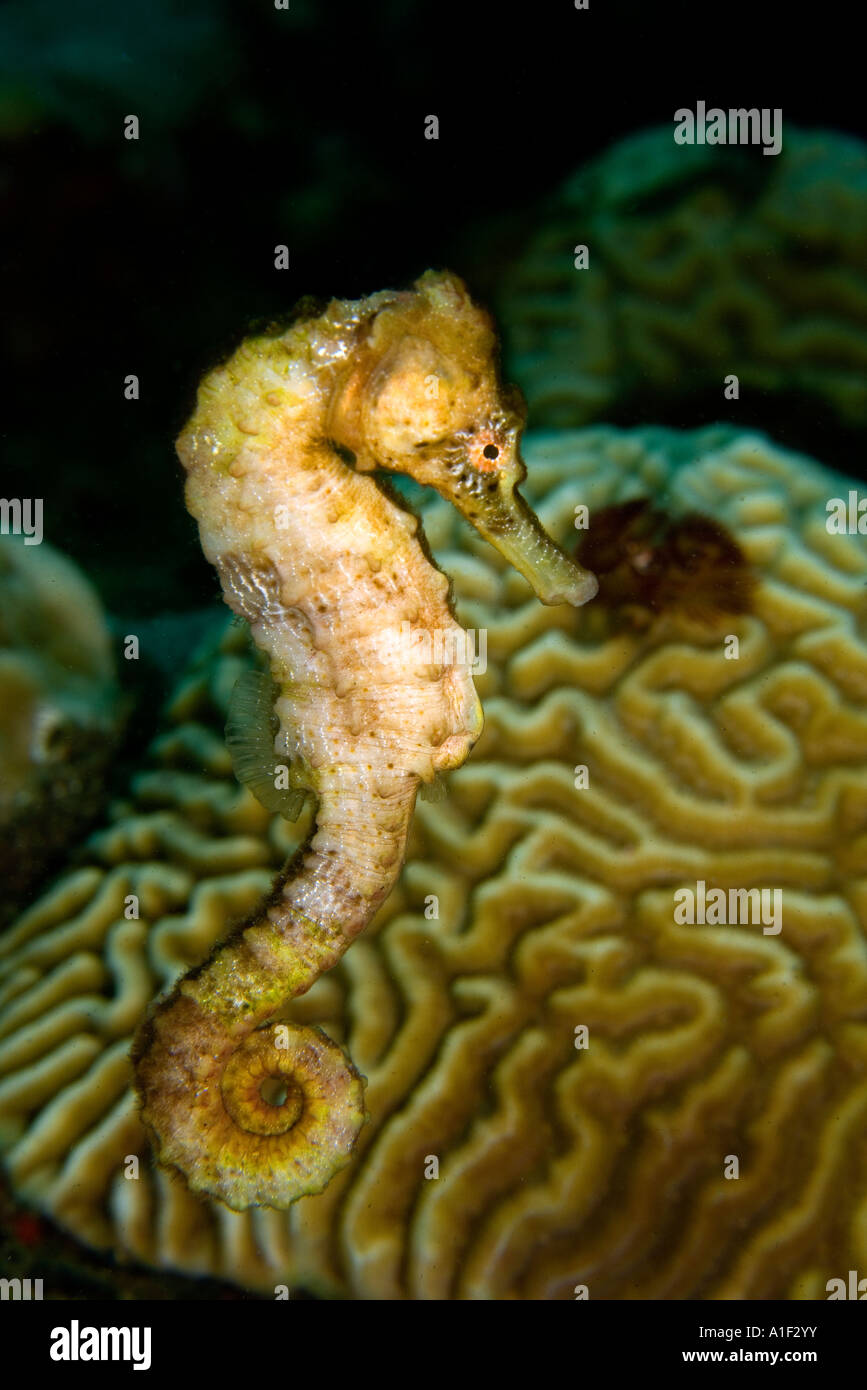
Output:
[{"xmin": 132, "ymin": 270, "xmax": 597, "ymax": 1211}]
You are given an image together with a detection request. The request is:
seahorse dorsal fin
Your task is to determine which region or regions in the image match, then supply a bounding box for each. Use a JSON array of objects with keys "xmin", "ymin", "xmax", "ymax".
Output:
[
  {"xmin": 420, "ymin": 772, "xmax": 447, "ymax": 803},
  {"xmin": 225, "ymin": 668, "xmax": 305, "ymax": 820}
]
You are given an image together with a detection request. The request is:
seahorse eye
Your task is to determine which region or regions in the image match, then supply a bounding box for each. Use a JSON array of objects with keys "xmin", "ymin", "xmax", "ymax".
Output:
[{"xmin": 464, "ymin": 429, "xmax": 506, "ymax": 475}]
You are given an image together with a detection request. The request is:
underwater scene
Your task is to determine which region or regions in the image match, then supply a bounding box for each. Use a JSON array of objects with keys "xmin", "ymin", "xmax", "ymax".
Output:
[{"xmin": 1, "ymin": 0, "xmax": 867, "ymax": 1333}]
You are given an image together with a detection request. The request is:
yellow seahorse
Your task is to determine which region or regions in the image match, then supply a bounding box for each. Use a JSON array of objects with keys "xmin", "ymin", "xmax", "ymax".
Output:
[{"xmin": 132, "ymin": 270, "xmax": 597, "ymax": 1211}]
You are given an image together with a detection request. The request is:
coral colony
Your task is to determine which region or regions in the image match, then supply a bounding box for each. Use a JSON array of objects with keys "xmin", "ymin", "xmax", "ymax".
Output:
[
  {"xmin": 499, "ymin": 128, "xmax": 867, "ymax": 429},
  {"xmin": 2, "ymin": 417, "xmax": 865, "ymax": 1298},
  {"xmin": 0, "ymin": 537, "xmax": 121, "ymax": 920}
]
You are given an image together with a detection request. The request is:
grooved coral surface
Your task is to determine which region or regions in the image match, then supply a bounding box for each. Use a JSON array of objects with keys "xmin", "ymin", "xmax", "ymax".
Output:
[
  {"xmin": 1, "ymin": 426, "xmax": 867, "ymax": 1299},
  {"xmin": 497, "ymin": 127, "xmax": 867, "ymax": 428}
]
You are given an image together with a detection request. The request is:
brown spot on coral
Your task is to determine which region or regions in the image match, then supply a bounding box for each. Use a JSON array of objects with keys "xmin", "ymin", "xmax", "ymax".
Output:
[{"xmin": 576, "ymin": 498, "xmax": 755, "ymax": 630}]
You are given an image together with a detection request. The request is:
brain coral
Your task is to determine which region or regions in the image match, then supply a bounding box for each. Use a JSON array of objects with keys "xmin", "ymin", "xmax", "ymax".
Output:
[
  {"xmin": 0, "ymin": 536, "xmax": 121, "ymax": 924},
  {"xmin": 496, "ymin": 126, "xmax": 867, "ymax": 428},
  {"xmin": 1, "ymin": 425, "xmax": 866, "ymax": 1299}
]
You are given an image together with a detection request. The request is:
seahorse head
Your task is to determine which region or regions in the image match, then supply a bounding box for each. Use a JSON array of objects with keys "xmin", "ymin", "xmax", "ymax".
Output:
[
  {"xmin": 329, "ymin": 270, "xmax": 521, "ymax": 484},
  {"xmin": 327, "ymin": 270, "xmax": 598, "ymax": 606}
]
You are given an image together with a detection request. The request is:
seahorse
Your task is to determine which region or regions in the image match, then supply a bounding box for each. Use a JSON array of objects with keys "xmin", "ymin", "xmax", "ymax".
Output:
[{"xmin": 132, "ymin": 270, "xmax": 598, "ymax": 1211}]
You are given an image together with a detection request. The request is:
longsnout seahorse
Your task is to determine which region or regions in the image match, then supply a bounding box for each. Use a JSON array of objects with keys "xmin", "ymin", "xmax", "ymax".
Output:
[{"xmin": 132, "ymin": 270, "xmax": 598, "ymax": 1211}]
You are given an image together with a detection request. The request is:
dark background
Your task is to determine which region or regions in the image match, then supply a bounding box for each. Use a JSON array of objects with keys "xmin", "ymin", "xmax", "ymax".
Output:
[{"xmin": 1, "ymin": 0, "xmax": 862, "ymax": 617}]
